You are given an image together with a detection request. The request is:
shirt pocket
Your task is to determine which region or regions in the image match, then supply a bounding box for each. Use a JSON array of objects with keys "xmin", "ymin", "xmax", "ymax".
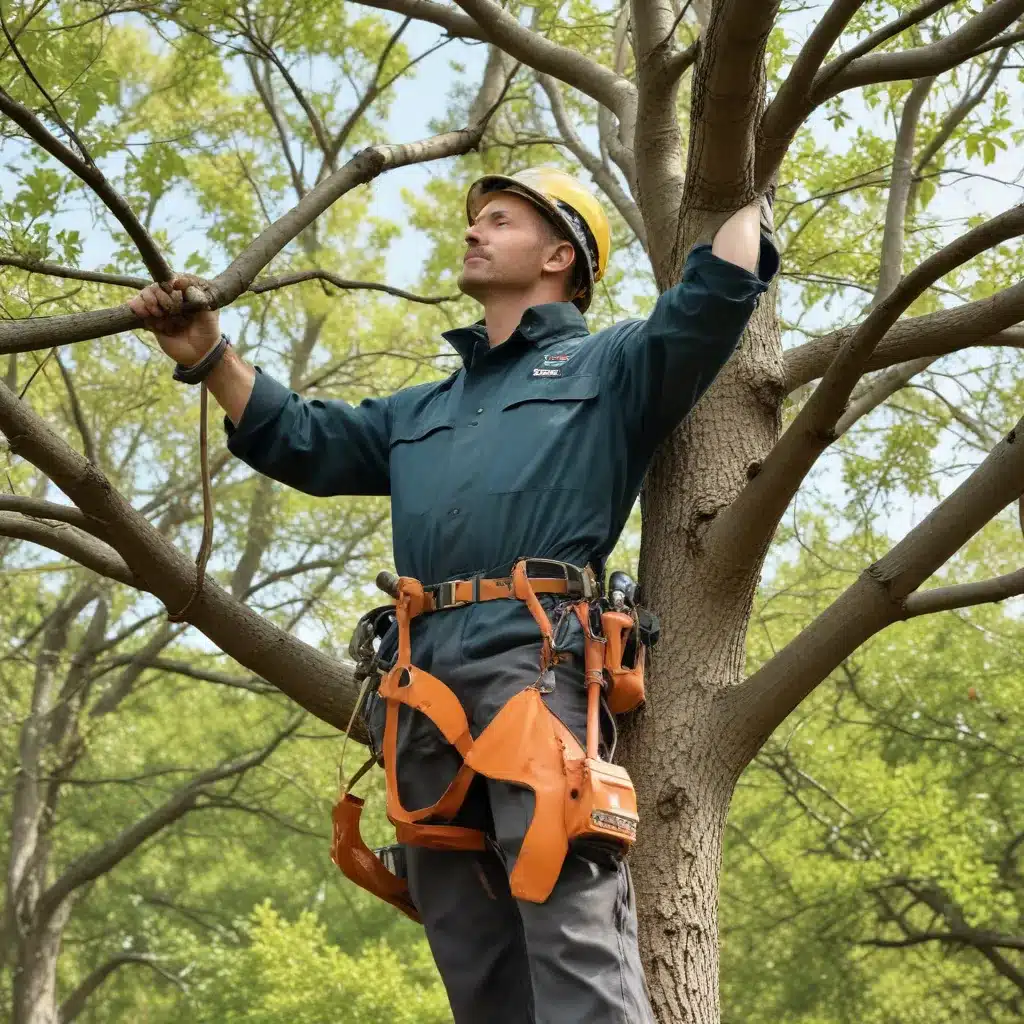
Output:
[
  {"xmin": 486, "ymin": 374, "xmax": 600, "ymax": 495},
  {"xmin": 389, "ymin": 413, "xmax": 455, "ymax": 514}
]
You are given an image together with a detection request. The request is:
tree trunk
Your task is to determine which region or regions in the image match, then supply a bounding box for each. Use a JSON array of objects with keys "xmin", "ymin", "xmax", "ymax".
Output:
[
  {"xmin": 12, "ymin": 903, "xmax": 72, "ymax": 1024},
  {"xmin": 621, "ymin": 215, "xmax": 784, "ymax": 1022}
]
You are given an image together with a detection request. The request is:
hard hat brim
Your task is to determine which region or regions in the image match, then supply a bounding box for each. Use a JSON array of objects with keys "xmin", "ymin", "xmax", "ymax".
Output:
[{"xmin": 466, "ymin": 175, "xmax": 595, "ymax": 311}]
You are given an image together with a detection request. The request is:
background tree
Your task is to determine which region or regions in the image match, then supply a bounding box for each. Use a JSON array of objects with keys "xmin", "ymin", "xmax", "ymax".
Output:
[{"xmin": 1, "ymin": 1, "xmax": 1022, "ymax": 1022}]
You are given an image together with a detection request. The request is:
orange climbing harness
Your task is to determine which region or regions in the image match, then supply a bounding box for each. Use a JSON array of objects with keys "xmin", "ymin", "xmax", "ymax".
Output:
[{"xmin": 330, "ymin": 559, "xmax": 653, "ymax": 920}]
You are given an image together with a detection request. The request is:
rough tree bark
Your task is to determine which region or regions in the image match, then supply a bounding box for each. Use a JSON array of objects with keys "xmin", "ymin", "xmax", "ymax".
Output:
[{"xmin": 2, "ymin": 2, "xmax": 1024, "ymax": 1022}]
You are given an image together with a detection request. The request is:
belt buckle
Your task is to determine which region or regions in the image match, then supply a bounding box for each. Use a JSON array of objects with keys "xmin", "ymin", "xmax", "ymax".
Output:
[{"xmin": 437, "ymin": 581, "xmax": 459, "ymax": 610}]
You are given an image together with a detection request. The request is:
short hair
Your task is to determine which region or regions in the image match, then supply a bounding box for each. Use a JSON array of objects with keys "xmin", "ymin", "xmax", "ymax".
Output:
[{"xmin": 536, "ymin": 215, "xmax": 579, "ymax": 300}]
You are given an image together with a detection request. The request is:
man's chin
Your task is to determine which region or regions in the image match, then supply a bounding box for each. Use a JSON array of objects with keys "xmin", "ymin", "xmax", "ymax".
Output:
[{"xmin": 457, "ymin": 270, "xmax": 488, "ymax": 302}]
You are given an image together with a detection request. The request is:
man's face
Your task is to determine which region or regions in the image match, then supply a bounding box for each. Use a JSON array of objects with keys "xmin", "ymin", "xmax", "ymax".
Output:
[{"xmin": 457, "ymin": 192, "xmax": 574, "ymax": 302}]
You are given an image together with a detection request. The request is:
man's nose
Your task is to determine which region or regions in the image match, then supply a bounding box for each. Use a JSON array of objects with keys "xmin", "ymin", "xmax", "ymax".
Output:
[{"xmin": 465, "ymin": 223, "xmax": 482, "ymax": 245}]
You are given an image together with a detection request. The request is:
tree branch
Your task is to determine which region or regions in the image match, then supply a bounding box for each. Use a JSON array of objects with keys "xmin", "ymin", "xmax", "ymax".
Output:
[
  {"xmin": 815, "ymin": 0, "xmax": 1024, "ymax": 104},
  {"xmin": 715, "ymin": 203, "xmax": 1024, "ymax": 570},
  {"xmin": 685, "ymin": 0, "xmax": 781, "ymax": 208},
  {"xmin": 0, "ymin": 495, "xmax": 104, "ymax": 535},
  {"xmin": 909, "ymin": 44, "xmax": 1012, "ymax": 210},
  {"xmin": 450, "ymin": 0, "xmax": 635, "ymax": 116},
  {"xmin": 785, "ymin": 306, "xmax": 1024, "ymax": 393},
  {"xmin": 873, "ymin": 75, "xmax": 935, "ymax": 305},
  {"xmin": 92, "ymin": 654, "xmax": 277, "ymax": 694},
  {"xmin": 0, "ymin": 114, "xmax": 501, "ymax": 355},
  {"xmin": 0, "ymin": 255, "xmax": 456, "ymax": 306},
  {"xmin": 537, "ymin": 74, "xmax": 647, "ymax": 245},
  {"xmin": 37, "ymin": 718, "xmax": 301, "ymax": 924},
  {"xmin": 756, "ymin": 0, "xmax": 1010, "ymax": 182},
  {"xmin": 0, "ymin": 86, "xmax": 172, "ymax": 282},
  {"xmin": 717, "ymin": 409, "xmax": 1024, "ymax": 766},
  {"xmin": 903, "ymin": 568, "xmax": 1024, "ymax": 617},
  {"xmin": 59, "ymin": 952, "xmax": 184, "ymax": 1023},
  {"xmin": 350, "ymin": 0, "xmax": 485, "ymax": 42},
  {"xmin": 249, "ymin": 269, "xmax": 457, "ymax": 304},
  {"xmin": 0, "ymin": 377, "xmax": 363, "ymax": 732},
  {"xmin": 0, "ymin": 512, "xmax": 137, "ymax": 586},
  {"xmin": 834, "ymin": 355, "xmax": 938, "ymax": 436}
]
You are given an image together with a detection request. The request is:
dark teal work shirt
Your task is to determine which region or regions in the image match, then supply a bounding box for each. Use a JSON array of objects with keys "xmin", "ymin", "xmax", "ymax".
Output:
[{"xmin": 226, "ymin": 240, "xmax": 778, "ymax": 661}]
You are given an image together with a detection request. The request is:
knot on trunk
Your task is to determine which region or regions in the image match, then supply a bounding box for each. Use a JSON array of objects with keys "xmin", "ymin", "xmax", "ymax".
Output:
[{"xmin": 656, "ymin": 780, "xmax": 693, "ymax": 820}]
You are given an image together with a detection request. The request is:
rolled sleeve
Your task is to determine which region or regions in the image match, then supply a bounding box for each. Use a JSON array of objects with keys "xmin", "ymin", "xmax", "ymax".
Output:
[
  {"xmin": 609, "ymin": 234, "xmax": 779, "ymax": 447},
  {"xmin": 224, "ymin": 368, "xmax": 391, "ymax": 496}
]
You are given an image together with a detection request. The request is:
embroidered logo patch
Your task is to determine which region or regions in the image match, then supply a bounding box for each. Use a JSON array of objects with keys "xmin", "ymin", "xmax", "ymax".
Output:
[{"xmin": 532, "ymin": 367, "xmax": 562, "ymax": 378}]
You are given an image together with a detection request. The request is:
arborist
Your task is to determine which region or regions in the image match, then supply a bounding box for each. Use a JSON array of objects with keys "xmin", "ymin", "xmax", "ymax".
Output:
[{"xmin": 129, "ymin": 167, "xmax": 779, "ymax": 1024}]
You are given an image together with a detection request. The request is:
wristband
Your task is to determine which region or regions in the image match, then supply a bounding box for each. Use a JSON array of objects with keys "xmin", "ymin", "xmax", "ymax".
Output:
[{"xmin": 173, "ymin": 334, "xmax": 231, "ymax": 385}]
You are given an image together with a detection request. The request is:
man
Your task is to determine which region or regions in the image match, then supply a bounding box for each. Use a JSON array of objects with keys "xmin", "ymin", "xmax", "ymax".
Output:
[{"xmin": 129, "ymin": 166, "xmax": 779, "ymax": 1023}]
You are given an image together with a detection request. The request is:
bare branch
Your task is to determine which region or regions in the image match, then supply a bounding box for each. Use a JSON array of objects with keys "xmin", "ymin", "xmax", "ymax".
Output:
[
  {"xmin": 0, "ymin": 495, "xmax": 104, "ymax": 535},
  {"xmin": 450, "ymin": 0, "xmax": 635, "ymax": 116},
  {"xmin": 873, "ymin": 76, "xmax": 935, "ymax": 305},
  {"xmin": 0, "ymin": 512, "xmax": 137, "ymax": 586},
  {"xmin": 903, "ymin": 568, "xmax": 1024, "ymax": 617},
  {"xmin": 0, "ymin": 255, "xmax": 149, "ymax": 289},
  {"xmin": 92, "ymin": 654, "xmax": 277, "ymax": 695},
  {"xmin": 598, "ymin": 3, "xmax": 637, "ymax": 187},
  {"xmin": 37, "ymin": 718, "xmax": 302, "ymax": 923},
  {"xmin": 718, "ymin": 410, "xmax": 1024, "ymax": 766},
  {"xmin": 784, "ymin": 291, "xmax": 1024, "ymax": 393},
  {"xmin": 834, "ymin": 355, "xmax": 938, "ymax": 436},
  {"xmin": 350, "ymin": 0, "xmax": 485, "ymax": 42},
  {"xmin": 716, "ymin": 203, "xmax": 1024, "ymax": 569},
  {"xmin": 756, "ymin": 0, "xmax": 1010, "ymax": 182},
  {"xmin": 0, "ymin": 255, "xmax": 455, "ymax": 306},
  {"xmin": 0, "ymin": 116, "xmax": 498, "ymax": 356},
  {"xmin": 249, "ymin": 269, "xmax": 457, "ymax": 304},
  {"xmin": 54, "ymin": 354, "xmax": 99, "ymax": 465},
  {"xmin": 0, "ymin": 377, "xmax": 363, "ymax": 732},
  {"xmin": 59, "ymin": 952, "xmax": 184, "ymax": 1024},
  {"xmin": 0, "ymin": 87, "xmax": 171, "ymax": 281},
  {"xmin": 816, "ymin": 0, "xmax": 1024, "ymax": 104},
  {"xmin": 537, "ymin": 74, "xmax": 647, "ymax": 245},
  {"xmin": 245, "ymin": 57, "xmax": 305, "ymax": 199},
  {"xmin": 909, "ymin": 44, "xmax": 1013, "ymax": 209}
]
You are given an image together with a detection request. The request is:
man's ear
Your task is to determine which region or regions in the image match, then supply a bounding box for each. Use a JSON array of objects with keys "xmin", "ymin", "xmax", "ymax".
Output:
[{"xmin": 543, "ymin": 240, "xmax": 576, "ymax": 275}]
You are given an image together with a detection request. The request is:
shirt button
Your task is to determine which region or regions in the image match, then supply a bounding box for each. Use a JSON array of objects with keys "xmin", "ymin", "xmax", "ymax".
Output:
[{"xmin": 449, "ymin": 508, "xmax": 460, "ymax": 517}]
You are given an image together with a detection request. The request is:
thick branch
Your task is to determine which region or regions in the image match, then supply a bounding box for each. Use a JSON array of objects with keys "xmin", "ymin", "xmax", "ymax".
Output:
[
  {"xmin": 537, "ymin": 74, "xmax": 647, "ymax": 245},
  {"xmin": 0, "ymin": 495, "xmax": 104, "ymax": 534},
  {"xmin": 716, "ymin": 203, "xmax": 1024, "ymax": 568},
  {"xmin": 785, "ymin": 301, "xmax": 1024, "ymax": 392},
  {"xmin": 450, "ymin": 0, "xmax": 635, "ymax": 116},
  {"xmin": 0, "ymin": 117, "xmax": 498, "ymax": 355},
  {"xmin": 59, "ymin": 953, "xmax": 182, "ymax": 1024},
  {"xmin": 903, "ymin": 568, "xmax": 1024, "ymax": 617},
  {"xmin": 37, "ymin": 720, "xmax": 300, "ymax": 923},
  {"xmin": 756, "ymin": 0, "xmax": 1012, "ymax": 183},
  {"xmin": 0, "ymin": 87, "xmax": 171, "ymax": 281},
  {"xmin": 0, "ymin": 378, "xmax": 363, "ymax": 733},
  {"xmin": 718, "ymin": 411, "xmax": 1024, "ymax": 766},
  {"xmin": 351, "ymin": 0, "xmax": 485, "ymax": 41},
  {"xmin": 0, "ymin": 512, "xmax": 137, "ymax": 586},
  {"xmin": 817, "ymin": 0, "xmax": 1024, "ymax": 102},
  {"xmin": 685, "ymin": 0, "xmax": 780, "ymax": 207}
]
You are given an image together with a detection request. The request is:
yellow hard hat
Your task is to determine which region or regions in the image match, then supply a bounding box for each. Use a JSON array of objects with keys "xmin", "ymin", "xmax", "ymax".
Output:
[{"xmin": 466, "ymin": 166, "xmax": 611, "ymax": 311}]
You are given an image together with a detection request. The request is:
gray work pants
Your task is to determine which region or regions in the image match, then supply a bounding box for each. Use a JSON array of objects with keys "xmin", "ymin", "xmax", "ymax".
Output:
[{"xmin": 365, "ymin": 622, "xmax": 655, "ymax": 1024}]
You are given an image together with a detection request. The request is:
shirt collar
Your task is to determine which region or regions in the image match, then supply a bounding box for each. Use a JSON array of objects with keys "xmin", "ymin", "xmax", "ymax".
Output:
[{"xmin": 442, "ymin": 302, "xmax": 589, "ymax": 368}]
